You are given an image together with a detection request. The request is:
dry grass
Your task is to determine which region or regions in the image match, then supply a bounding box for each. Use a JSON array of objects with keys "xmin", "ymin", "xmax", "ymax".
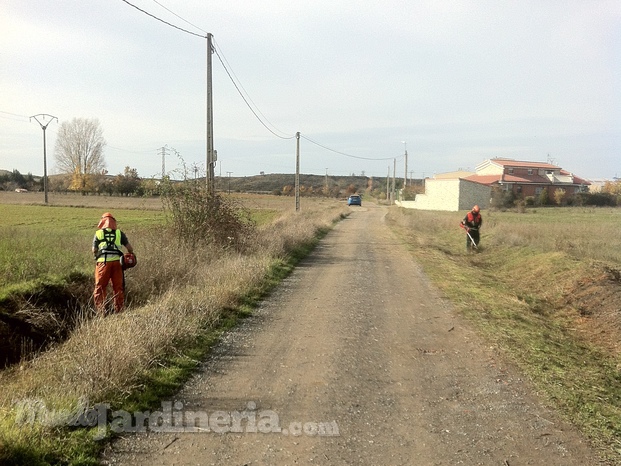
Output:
[
  {"xmin": 387, "ymin": 206, "xmax": 621, "ymax": 463},
  {"xmin": 0, "ymin": 191, "xmax": 163, "ymax": 210},
  {"xmin": 0, "ymin": 195, "xmax": 347, "ymax": 463}
]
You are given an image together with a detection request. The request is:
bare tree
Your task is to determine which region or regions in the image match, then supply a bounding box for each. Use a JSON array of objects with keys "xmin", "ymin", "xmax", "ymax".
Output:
[{"xmin": 54, "ymin": 118, "xmax": 106, "ymax": 192}]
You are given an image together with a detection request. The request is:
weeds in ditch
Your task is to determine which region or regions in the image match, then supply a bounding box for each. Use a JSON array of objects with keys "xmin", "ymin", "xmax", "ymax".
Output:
[{"xmin": 0, "ymin": 190, "xmax": 347, "ymax": 465}]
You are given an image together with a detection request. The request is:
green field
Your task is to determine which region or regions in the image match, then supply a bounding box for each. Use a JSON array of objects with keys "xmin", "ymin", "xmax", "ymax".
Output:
[
  {"xmin": 2, "ymin": 197, "xmax": 621, "ymax": 464},
  {"xmin": 0, "ymin": 192, "xmax": 299, "ymax": 296},
  {"xmin": 0, "ymin": 192, "xmax": 348, "ymax": 465},
  {"xmin": 0, "ymin": 204, "xmax": 165, "ymax": 295}
]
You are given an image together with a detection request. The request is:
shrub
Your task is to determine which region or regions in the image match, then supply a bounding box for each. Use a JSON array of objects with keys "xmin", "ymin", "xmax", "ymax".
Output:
[
  {"xmin": 537, "ymin": 187, "xmax": 550, "ymax": 206},
  {"xmin": 491, "ymin": 187, "xmax": 516, "ymax": 209},
  {"xmin": 161, "ymin": 178, "xmax": 255, "ymax": 252},
  {"xmin": 576, "ymin": 192, "xmax": 617, "ymax": 207}
]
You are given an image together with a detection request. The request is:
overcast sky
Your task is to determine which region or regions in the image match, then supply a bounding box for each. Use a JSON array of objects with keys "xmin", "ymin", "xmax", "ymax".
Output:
[{"xmin": 1, "ymin": 0, "xmax": 619, "ymax": 181}]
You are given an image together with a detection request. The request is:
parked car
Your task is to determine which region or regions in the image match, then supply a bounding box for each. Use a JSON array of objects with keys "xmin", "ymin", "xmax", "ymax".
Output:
[{"xmin": 347, "ymin": 195, "xmax": 362, "ymax": 206}]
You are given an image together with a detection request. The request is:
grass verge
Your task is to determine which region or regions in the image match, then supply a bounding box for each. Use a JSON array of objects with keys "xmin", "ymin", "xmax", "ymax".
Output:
[
  {"xmin": 387, "ymin": 207, "xmax": 621, "ymax": 464},
  {"xmin": 0, "ymin": 204, "xmax": 347, "ymax": 465}
]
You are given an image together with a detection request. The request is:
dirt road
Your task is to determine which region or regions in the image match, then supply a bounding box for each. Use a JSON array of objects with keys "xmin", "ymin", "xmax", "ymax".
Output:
[{"xmin": 103, "ymin": 204, "xmax": 600, "ymax": 465}]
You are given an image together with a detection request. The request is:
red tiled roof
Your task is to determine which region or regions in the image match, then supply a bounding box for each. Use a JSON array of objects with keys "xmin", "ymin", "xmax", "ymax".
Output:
[
  {"xmin": 503, "ymin": 174, "xmax": 550, "ymax": 183},
  {"xmin": 489, "ymin": 158, "xmax": 560, "ymax": 169},
  {"xmin": 463, "ymin": 174, "xmax": 501, "ymax": 185},
  {"xmin": 465, "ymin": 172, "xmax": 589, "ymax": 186}
]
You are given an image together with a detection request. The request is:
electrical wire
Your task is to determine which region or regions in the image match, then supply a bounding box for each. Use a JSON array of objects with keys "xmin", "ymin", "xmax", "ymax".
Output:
[
  {"xmin": 0, "ymin": 110, "xmax": 30, "ymax": 122},
  {"xmin": 151, "ymin": 0, "xmax": 208, "ymax": 34},
  {"xmin": 213, "ymin": 39, "xmax": 295, "ymax": 140},
  {"xmin": 212, "ymin": 44, "xmax": 296, "ymax": 140},
  {"xmin": 107, "ymin": 144, "xmax": 160, "ymax": 154},
  {"xmin": 120, "ymin": 1, "xmax": 399, "ymax": 163},
  {"xmin": 301, "ymin": 134, "xmax": 404, "ymax": 161},
  {"xmin": 119, "ymin": 0, "xmax": 206, "ymax": 38}
]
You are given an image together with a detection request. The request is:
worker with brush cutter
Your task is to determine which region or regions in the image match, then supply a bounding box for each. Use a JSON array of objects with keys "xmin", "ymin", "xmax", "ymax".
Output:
[
  {"xmin": 460, "ymin": 205, "xmax": 483, "ymax": 252},
  {"xmin": 92, "ymin": 212, "xmax": 136, "ymax": 314}
]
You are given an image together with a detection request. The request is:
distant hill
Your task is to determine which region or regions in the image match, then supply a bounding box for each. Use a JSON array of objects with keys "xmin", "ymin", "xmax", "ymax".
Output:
[
  {"xmin": 214, "ymin": 173, "xmax": 380, "ymax": 195},
  {"xmin": 0, "ymin": 170, "xmax": 395, "ymax": 195}
]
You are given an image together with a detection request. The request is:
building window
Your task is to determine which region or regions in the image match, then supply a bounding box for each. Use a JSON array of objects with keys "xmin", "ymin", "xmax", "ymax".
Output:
[
  {"xmin": 527, "ymin": 169, "xmax": 533, "ymax": 175},
  {"xmin": 535, "ymin": 187, "xmax": 543, "ymax": 195},
  {"xmin": 508, "ymin": 168, "xmax": 514, "ymax": 174}
]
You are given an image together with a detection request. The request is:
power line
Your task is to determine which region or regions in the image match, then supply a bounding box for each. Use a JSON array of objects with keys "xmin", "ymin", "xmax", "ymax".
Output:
[
  {"xmin": 107, "ymin": 144, "xmax": 160, "ymax": 154},
  {"xmin": 151, "ymin": 0, "xmax": 208, "ymax": 35},
  {"xmin": 212, "ymin": 43, "xmax": 296, "ymax": 140},
  {"xmin": 119, "ymin": 1, "xmax": 399, "ymax": 163},
  {"xmin": 119, "ymin": 0, "xmax": 206, "ymax": 38},
  {"xmin": 213, "ymin": 39, "xmax": 295, "ymax": 140},
  {"xmin": 119, "ymin": 2, "xmax": 293, "ymax": 142},
  {"xmin": 0, "ymin": 110, "xmax": 30, "ymax": 122},
  {"xmin": 301, "ymin": 134, "xmax": 404, "ymax": 161}
]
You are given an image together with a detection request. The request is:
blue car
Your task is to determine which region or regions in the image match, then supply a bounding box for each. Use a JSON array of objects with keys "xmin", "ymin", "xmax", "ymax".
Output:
[{"xmin": 347, "ymin": 195, "xmax": 362, "ymax": 206}]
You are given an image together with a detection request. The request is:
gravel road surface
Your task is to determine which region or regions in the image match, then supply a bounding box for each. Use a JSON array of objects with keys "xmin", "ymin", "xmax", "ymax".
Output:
[{"xmin": 102, "ymin": 204, "xmax": 600, "ymax": 465}]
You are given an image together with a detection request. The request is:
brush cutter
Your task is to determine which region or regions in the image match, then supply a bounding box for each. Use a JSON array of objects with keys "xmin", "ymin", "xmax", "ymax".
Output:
[{"xmin": 459, "ymin": 223, "xmax": 478, "ymax": 249}]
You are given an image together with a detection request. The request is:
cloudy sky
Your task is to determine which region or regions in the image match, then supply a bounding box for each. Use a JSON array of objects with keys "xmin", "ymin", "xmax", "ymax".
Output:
[{"xmin": 1, "ymin": 0, "xmax": 619, "ymax": 181}]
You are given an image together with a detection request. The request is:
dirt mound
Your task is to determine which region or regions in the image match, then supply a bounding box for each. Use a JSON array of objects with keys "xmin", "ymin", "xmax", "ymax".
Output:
[
  {"xmin": 0, "ymin": 276, "xmax": 93, "ymax": 368},
  {"xmin": 563, "ymin": 264, "xmax": 621, "ymax": 357}
]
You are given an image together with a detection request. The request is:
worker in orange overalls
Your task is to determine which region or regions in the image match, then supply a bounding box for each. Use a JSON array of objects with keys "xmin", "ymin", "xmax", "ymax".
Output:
[{"xmin": 92, "ymin": 212, "xmax": 134, "ymax": 314}]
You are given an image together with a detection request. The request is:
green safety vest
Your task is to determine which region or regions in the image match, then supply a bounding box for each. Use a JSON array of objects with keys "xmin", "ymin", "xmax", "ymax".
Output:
[{"xmin": 95, "ymin": 228, "xmax": 122, "ymax": 262}]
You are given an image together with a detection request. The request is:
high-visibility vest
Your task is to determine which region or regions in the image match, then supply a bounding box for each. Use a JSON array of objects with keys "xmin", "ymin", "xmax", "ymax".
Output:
[{"xmin": 95, "ymin": 228, "xmax": 122, "ymax": 262}]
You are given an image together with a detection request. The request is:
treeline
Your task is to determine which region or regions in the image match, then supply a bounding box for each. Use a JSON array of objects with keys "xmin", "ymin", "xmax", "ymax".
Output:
[
  {"xmin": 0, "ymin": 167, "xmax": 418, "ymax": 200},
  {"xmin": 491, "ymin": 183, "xmax": 621, "ymax": 209},
  {"xmin": 0, "ymin": 170, "xmax": 39, "ymax": 191}
]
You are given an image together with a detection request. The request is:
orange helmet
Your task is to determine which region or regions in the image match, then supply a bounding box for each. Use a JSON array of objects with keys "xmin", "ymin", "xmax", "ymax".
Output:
[
  {"xmin": 472, "ymin": 205, "xmax": 480, "ymax": 213},
  {"xmin": 97, "ymin": 212, "xmax": 117, "ymax": 230}
]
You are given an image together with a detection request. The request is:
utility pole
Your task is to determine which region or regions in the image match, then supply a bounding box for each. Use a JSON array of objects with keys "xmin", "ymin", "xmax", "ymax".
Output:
[
  {"xmin": 226, "ymin": 171, "xmax": 232, "ymax": 194},
  {"xmin": 30, "ymin": 114, "xmax": 58, "ymax": 204},
  {"xmin": 392, "ymin": 158, "xmax": 396, "ymax": 204},
  {"xmin": 402, "ymin": 141, "xmax": 408, "ymax": 187},
  {"xmin": 386, "ymin": 166, "xmax": 390, "ymax": 203},
  {"xmin": 295, "ymin": 132, "xmax": 300, "ymax": 212},
  {"xmin": 206, "ymin": 33, "xmax": 215, "ymax": 194},
  {"xmin": 325, "ymin": 168, "xmax": 329, "ymax": 193}
]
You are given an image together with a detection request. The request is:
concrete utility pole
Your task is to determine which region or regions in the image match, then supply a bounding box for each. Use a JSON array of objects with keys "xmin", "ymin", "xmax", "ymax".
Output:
[
  {"xmin": 30, "ymin": 114, "xmax": 58, "ymax": 204},
  {"xmin": 206, "ymin": 33, "xmax": 215, "ymax": 194},
  {"xmin": 392, "ymin": 158, "xmax": 396, "ymax": 204},
  {"xmin": 226, "ymin": 171, "xmax": 232, "ymax": 194},
  {"xmin": 402, "ymin": 141, "xmax": 408, "ymax": 187},
  {"xmin": 386, "ymin": 166, "xmax": 390, "ymax": 203},
  {"xmin": 295, "ymin": 132, "xmax": 300, "ymax": 212}
]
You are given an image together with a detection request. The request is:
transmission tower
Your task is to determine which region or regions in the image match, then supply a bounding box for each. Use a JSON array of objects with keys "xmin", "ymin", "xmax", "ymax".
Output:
[{"xmin": 159, "ymin": 145, "xmax": 170, "ymax": 179}]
